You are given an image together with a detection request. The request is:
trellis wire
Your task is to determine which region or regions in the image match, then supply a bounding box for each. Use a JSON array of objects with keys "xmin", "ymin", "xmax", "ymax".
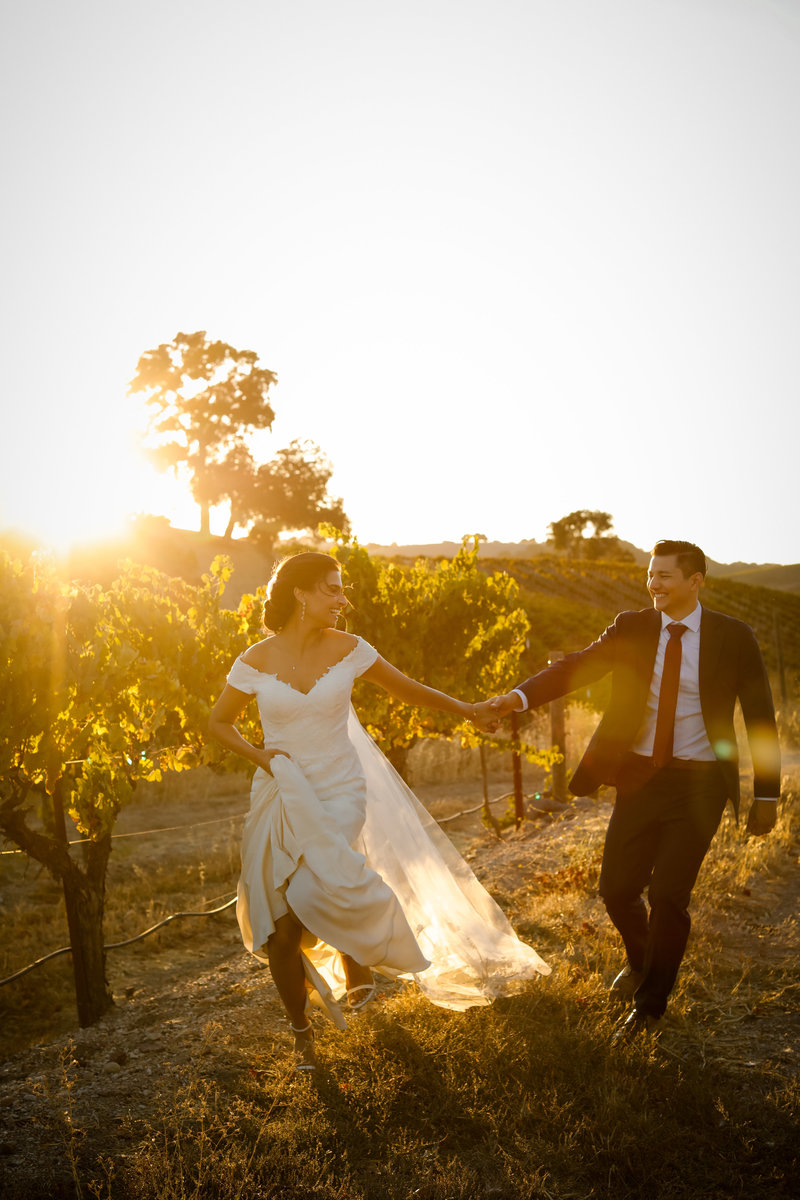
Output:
[{"xmin": 0, "ymin": 792, "xmax": 514, "ymax": 987}]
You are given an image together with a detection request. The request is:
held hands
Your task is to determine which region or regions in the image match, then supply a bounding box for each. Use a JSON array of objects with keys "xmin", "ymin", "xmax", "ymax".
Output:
[
  {"xmin": 466, "ymin": 692, "xmax": 524, "ymax": 733},
  {"xmin": 468, "ymin": 700, "xmax": 501, "ymax": 733},
  {"xmin": 745, "ymin": 798, "xmax": 778, "ymax": 837},
  {"xmin": 488, "ymin": 691, "xmax": 525, "ymax": 718}
]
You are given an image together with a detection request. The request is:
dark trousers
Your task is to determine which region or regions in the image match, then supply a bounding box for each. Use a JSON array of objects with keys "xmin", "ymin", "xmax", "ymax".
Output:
[{"xmin": 598, "ymin": 757, "xmax": 728, "ymax": 1018}]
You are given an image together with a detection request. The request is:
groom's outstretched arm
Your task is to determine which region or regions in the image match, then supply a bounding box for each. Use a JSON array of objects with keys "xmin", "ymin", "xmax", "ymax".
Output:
[{"xmin": 489, "ymin": 621, "xmax": 620, "ymax": 716}]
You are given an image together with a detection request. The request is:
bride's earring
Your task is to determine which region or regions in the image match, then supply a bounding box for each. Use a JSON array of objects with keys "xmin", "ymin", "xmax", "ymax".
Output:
[{"xmin": 300, "ymin": 598, "xmax": 306, "ymax": 622}]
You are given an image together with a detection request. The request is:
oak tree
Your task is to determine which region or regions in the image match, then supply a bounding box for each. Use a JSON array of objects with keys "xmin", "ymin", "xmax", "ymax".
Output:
[
  {"xmin": 129, "ymin": 331, "xmax": 278, "ymax": 536},
  {"xmin": 210, "ymin": 438, "xmax": 350, "ymax": 550},
  {"xmin": 547, "ymin": 510, "xmax": 633, "ymax": 561}
]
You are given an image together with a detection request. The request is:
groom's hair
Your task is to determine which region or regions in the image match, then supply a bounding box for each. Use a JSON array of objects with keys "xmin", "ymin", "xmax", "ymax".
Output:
[{"xmin": 651, "ymin": 540, "xmax": 707, "ymax": 578}]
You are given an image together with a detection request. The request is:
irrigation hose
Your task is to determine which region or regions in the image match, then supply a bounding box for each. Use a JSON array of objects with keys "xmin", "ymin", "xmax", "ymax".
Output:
[
  {"xmin": 0, "ymin": 895, "xmax": 237, "ymax": 988},
  {"xmin": 1, "ymin": 790, "xmax": 519, "ymax": 986}
]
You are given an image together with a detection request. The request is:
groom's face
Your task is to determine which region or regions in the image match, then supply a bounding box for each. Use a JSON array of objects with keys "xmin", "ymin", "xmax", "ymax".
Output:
[{"xmin": 647, "ymin": 554, "xmax": 702, "ymax": 619}]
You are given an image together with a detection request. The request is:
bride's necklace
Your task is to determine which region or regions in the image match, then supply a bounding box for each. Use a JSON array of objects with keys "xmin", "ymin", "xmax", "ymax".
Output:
[{"xmin": 277, "ymin": 634, "xmax": 314, "ymax": 673}]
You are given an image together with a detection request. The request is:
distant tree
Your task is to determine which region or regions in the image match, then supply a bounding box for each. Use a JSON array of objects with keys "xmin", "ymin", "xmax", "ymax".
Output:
[
  {"xmin": 129, "ymin": 331, "xmax": 278, "ymax": 536},
  {"xmin": 547, "ymin": 510, "xmax": 633, "ymax": 561},
  {"xmin": 208, "ymin": 438, "xmax": 350, "ymax": 552}
]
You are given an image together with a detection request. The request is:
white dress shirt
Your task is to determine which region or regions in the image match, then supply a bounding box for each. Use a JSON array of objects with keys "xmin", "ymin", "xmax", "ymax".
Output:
[{"xmin": 631, "ymin": 603, "xmax": 715, "ymax": 759}]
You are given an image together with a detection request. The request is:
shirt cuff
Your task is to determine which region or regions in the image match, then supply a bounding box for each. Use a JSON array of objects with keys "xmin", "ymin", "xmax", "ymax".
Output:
[
  {"xmin": 511, "ymin": 688, "xmax": 528, "ymax": 712},
  {"xmin": 753, "ymin": 796, "xmax": 777, "ymax": 803}
]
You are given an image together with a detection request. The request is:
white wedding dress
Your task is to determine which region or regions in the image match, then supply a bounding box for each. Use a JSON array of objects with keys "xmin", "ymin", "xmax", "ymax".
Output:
[{"xmin": 227, "ymin": 636, "xmax": 549, "ymax": 1026}]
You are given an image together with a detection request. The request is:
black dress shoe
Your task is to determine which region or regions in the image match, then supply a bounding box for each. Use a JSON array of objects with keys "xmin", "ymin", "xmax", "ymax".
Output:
[
  {"xmin": 610, "ymin": 1008, "xmax": 661, "ymax": 1046},
  {"xmin": 610, "ymin": 966, "xmax": 644, "ymax": 1002}
]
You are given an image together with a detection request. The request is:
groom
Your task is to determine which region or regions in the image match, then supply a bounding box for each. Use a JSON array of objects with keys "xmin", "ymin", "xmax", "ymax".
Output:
[{"xmin": 489, "ymin": 540, "xmax": 781, "ymax": 1039}]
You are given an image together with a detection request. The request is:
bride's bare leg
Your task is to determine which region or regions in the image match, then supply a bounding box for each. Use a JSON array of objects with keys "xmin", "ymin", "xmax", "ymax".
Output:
[
  {"xmin": 267, "ymin": 914, "xmax": 314, "ymax": 1062},
  {"xmin": 341, "ymin": 952, "xmax": 374, "ymax": 1006}
]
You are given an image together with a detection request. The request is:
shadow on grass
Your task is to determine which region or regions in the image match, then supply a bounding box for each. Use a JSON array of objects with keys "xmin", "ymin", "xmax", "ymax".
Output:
[
  {"xmin": 110, "ymin": 984, "xmax": 799, "ymax": 1200},
  {"xmin": 9, "ymin": 790, "xmax": 798, "ymax": 1199}
]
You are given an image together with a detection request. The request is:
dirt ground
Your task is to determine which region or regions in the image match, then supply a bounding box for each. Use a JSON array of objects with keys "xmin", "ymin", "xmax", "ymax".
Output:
[{"xmin": 0, "ymin": 763, "xmax": 798, "ymax": 1197}]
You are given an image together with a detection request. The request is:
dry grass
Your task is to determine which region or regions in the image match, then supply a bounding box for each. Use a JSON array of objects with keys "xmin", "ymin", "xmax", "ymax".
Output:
[
  {"xmin": 0, "ymin": 812, "xmax": 243, "ymax": 1057},
  {"xmin": 104, "ymin": 944, "xmax": 799, "ymax": 1200},
  {"xmin": 2, "ymin": 773, "xmax": 798, "ymax": 1199}
]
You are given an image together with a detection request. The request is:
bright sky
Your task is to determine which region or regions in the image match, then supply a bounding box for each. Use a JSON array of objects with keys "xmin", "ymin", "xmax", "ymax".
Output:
[{"xmin": 1, "ymin": 0, "xmax": 798, "ymax": 563}]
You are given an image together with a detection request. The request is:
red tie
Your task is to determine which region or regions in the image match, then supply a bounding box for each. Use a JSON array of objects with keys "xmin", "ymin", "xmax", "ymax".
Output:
[{"xmin": 652, "ymin": 623, "xmax": 688, "ymax": 768}]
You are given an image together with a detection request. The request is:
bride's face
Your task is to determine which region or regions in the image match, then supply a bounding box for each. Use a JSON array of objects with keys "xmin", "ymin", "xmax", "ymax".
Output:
[{"xmin": 303, "ymin": 569, "xmax": 349, "ymax": 628}]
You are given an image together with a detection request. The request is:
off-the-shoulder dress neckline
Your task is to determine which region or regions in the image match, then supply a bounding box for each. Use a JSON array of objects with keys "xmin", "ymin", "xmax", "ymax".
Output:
[{"xmin": 237, "ymin": 637, "xmax": 363, "ymax": 697}]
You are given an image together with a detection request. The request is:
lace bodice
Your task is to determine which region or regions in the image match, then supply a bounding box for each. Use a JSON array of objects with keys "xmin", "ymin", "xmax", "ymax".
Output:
[{"xmin": 226, "ymin": 635, "xmax": 379, "ymax": 772}]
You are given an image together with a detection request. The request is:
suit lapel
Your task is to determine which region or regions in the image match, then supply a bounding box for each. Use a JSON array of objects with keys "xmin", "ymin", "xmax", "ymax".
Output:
[
  {"xmin": 638, "ymin": 607, "xmax": 662, "ymax": 685},
  {"xmin": 699, "ymin": 606, "xmax": 724, "ymax": 701},
  {"xmin": 627, "ymin": 608, "xmax": 662, "ymax": 719}
]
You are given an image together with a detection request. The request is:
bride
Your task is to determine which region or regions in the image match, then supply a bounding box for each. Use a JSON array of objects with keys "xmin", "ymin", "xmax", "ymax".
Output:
[{"xmin": 208, "ymin": 551, "xmax": 550, "ymax": 1070}]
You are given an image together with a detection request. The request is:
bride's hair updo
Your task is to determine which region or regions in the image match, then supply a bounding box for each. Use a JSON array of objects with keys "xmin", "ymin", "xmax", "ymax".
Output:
[{"xmin": 262, "ymin": 552, "xmax": 340, "ymax": 631}]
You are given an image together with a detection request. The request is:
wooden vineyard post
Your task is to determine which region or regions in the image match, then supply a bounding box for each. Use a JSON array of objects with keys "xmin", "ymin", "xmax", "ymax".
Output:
[
  {"xmin": 548, "ymin": 651, "xmax": 567, "ymax": 803},
  {"xmin": 479, "ymin": 743, "xmax": 502, "ymax": 838},
  {"xmin": 510, "ymin": 710, "xmax": 524, "ymax": 826}
]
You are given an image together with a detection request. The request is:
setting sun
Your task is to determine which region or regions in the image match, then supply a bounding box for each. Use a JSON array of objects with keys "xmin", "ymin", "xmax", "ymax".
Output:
[{"xmin": 3, "ymin": 430, "xmax": 199, "ymax": 553}]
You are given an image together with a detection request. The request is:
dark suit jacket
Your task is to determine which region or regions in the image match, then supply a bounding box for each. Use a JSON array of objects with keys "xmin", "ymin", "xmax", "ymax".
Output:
[{"xmin": 516, "ymin": 606, "xmax": 781, "ymax": 814}]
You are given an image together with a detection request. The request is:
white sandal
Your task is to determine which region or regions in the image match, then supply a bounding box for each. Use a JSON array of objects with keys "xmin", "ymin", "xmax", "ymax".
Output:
[
  {"xmin": 346, "ymin": 984, "xmax": 378, "ymax": 1011},
  {"xmin": 289, "ymin": 1022, "xmax": 317, "ymax": 1072}
]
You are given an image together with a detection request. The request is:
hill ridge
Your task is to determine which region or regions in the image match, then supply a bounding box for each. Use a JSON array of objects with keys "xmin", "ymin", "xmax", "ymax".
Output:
[{"xmin": 363, "ymin": 539, "xmax": 800, "ymax": 592}]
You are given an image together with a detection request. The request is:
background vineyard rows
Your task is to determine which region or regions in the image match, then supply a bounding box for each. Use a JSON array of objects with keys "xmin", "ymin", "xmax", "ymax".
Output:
[
  {"xmin": 472, "ymin": 554, "xmax": 800, "ymax": 685},
  {"xmin": 56, "ymin": 525, "xmax": 800, "ymax": 685}
]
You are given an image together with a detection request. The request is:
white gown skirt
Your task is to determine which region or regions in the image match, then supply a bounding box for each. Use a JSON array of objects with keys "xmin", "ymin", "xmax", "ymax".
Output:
[{"xmin": 236, "ymin": 709, "xmax": 550, "ymax": 1020}]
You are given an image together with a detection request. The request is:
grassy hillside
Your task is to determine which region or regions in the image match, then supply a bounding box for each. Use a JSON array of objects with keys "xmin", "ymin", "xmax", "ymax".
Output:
[
  {"xmin": 719, "ymin": 561, "xmax": 800, "ymax": 592},
  {"xmin": 366, "ymin": 540, "xmax": 800, "ymax": 592},
  {"xmin": 61, "ymin": 520, "xmax": 274, "ymax": 603}
]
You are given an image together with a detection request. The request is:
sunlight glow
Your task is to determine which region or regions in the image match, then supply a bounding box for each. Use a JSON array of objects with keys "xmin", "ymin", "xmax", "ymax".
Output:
[{"xmin": 1, "ymin": 1, "xmax": 798, "ymax": 565}]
